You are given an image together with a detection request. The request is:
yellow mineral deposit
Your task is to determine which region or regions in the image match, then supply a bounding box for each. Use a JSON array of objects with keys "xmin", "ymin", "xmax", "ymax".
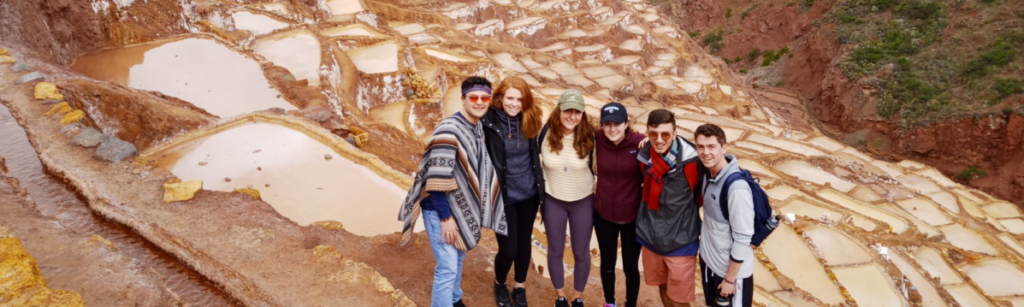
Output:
[
  {"xmin": 87, "ymin": 234, "xmax": 117, "ymax": 249},
  {"xmin": 233, "ymin": 188, "xmax": 262, "ymax": 200},
  {"xmin": 0, "ymin": 226, "xmax": 85, "ymax": 307},
  {"xmin": 44, "ymin": 102, "xmax": 72, "ymax": 116},
  {"xmin": 59, "ymin": 110, "xmax": 85, "ymax": 125},
  {"xmin": 163, "ymin": 179, "xmax": 203, "ymax": 203},
  {"xmin": 0, "ymin": 55, "xmax": 15, "ymax": 64},
  {"xmin": 33, "ymin": 82, "xmax": 63, "ymax": 101}
]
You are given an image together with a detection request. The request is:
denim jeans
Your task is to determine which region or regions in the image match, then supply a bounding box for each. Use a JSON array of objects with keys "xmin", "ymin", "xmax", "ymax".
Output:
[{"xmin": 423, "ymin": 209, "xmax": 467, "ymax": 307}]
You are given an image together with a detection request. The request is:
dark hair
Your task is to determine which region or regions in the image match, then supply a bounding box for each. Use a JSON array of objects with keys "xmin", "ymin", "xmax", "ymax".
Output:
[
  {"xmin": 694, "ymin": 124, "xmax": 727, "ymax": 145},
  {"xmin": 460, "ymin": 76, "xmax": 492, "ymax": 98},
  {"xmin": 646, "ymin": 109, "xmax": 675, "ymax": 130}
]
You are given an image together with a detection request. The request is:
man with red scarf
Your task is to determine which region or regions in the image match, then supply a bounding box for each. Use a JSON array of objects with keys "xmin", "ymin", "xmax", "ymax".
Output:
[{"xmin": 635, "ymin": 109, "xmax": 703, "ymax": 307}]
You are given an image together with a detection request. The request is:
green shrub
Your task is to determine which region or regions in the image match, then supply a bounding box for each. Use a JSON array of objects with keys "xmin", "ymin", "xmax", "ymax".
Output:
[
  {"xmin": 726, "ymin": 7, "xmax": 733, "ymax": 18},
  {"xmin": 761, "ymin": 47, "xmax": 790, "ymax": 66},
  {"xmin": 740, "ymin": 69, "xmax": 749, "ymax": 73},
  {"xmin": 994, "ymin": 78, "xmax": 1024, "ymax": 99},
  {"xmin": 802, "ymin": 0, "xmax": 815, "ymax": 12},
  {"xmin": 964, "ymin": 39, "xmax": 1016, "ymax": 78},
  {"xmin": 957, "ymin": 166, "xmax": 987, "ymax": 181},
  {"xmin": 897, "ymin": 0, "xmax": 943, "ymax": 20},
  {"xmin": 748, "ymin": 48, "xmax": 762, "ymax": 61},
  {"xmin": 689, "ymin": 31, "xmax": 701, "ymax": 38},
  {"xmin": 702, "ymin": 30, "xmax": 725, "ymax": 52}
]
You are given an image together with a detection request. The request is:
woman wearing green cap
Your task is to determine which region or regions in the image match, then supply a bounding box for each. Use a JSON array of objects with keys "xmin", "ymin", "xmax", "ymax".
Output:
[{"xmin": 539, "ymin": 89, "xmax": 596, "ymax": 307}]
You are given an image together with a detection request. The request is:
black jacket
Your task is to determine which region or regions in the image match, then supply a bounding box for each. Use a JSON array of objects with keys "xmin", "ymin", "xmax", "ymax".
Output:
[{"xmin": 480, "ymin": 109, "xmax": 545, "ymax": 209}]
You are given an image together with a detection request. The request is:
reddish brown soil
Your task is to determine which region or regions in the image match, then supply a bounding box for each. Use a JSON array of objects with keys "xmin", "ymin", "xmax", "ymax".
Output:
[
  {"xmin": 59, "ymin": 79, "xmax": 218, "ymax": 151},
  {"xmin": 660, "ymin": 0, "xmax": 1024, "ymax": 208},
  {"xmin": 0, "ymin": 0, "xmax": 188, "ymax": 65}
]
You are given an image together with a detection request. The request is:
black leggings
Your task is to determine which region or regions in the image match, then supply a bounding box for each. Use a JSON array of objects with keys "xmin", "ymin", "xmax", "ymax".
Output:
[
  {"xmin": 594, "ymin": 212, "xmax": 641, "ymax": 307},
  {"xmin": 494, "ymin": 194, "xmax": 540, "ymax": 284}
]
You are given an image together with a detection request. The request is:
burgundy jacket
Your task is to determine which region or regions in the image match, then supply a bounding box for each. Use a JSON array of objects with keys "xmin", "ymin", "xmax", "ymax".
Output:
[{"xmin": 593, "ymin": 128, "xmax": 646, "ymax": 223}]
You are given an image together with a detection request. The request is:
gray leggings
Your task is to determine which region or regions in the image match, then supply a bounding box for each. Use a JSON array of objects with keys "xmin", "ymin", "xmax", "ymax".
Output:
[{"xmin": 544, "ymin": 193, "xmax": 594, "ymax": 292}]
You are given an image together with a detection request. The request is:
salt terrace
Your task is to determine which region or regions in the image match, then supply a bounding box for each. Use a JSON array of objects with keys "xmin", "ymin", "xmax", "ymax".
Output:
[{"xmin": 1, "ymin": 0, "xmax": 1024, "ymax": 306}]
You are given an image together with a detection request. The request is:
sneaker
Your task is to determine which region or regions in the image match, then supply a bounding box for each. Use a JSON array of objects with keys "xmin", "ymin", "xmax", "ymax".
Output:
[
  {"xmin": 454, "ymin": 299, "xmax": 467, "ymax": 307},
  {"xmin": 602, "ymin": 302, "xmax": 616, "ymax": 307},
  {"xmin": 512, "ymin": 288, "xmax": 529, "ymax": 307},
  {"xmin": 571, "ymin": 298, "xmax": 584, "ymax": 307},
  {"xmin": 495, "ymin": 283, "xmax": 512, "ymax": 307},
  {"xmin": 554, "ymin": 296, "xmax": 569, "ymax": 307}
]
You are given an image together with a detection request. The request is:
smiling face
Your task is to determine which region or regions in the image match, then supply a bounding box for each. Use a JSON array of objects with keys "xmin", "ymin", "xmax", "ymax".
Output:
[
  {"xmin": 647, "ymin": 123, "xmax": 675, "ymax": 155},
  {"xmin": 501, "ymin": 88, "xmax": 523, "ymax": 117},
  {"xmin": 602, "ymin": 121, "xmax": 626, "ymax": 144},
  {"xmin": 695, "ymin": 134, "xmax": 728, "ymax": 174},
  {"xmin": 560, "ymin": 108, "xmax": 583, "ymax": 133},
  {"xmin": 462, "ymin": 90, "xmax": 490, "ymax": 123}
]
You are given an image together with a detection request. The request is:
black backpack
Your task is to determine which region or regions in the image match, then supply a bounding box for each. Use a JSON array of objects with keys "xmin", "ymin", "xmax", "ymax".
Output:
[
  {"xmin": 538, "ymin": 125, "xmax": 595, "ymax": 174},
  {"xmin": 718, "ymin": 169, "xmax": 779, "ymax": 247}
]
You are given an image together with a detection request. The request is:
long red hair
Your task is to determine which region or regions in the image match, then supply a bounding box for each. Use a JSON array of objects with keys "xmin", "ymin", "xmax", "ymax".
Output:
[
  {"xmin": 491, "ymin": 77, "xmax": 542, "ymax": 139},
  {"xmin": 545, "ymin": 107, "xmax": 595, "ymax": 159}
]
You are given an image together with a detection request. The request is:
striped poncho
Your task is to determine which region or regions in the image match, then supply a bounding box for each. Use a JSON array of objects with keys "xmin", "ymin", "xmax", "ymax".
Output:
[{"xmin": 398, "ymin": 113, "xmax": 506, "ymax": 251}]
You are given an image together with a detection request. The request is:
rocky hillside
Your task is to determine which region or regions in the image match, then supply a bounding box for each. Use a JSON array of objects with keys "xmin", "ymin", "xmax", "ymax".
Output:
[{"xmin": 656, "ymin": 0, "xmax": 1024, "ymax": 207}]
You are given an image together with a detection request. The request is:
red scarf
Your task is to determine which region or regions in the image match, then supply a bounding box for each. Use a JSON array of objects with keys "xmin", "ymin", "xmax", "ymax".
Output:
[{"xmin": 643, "ymin": 146, "xmax": 671, "ymax": 211}]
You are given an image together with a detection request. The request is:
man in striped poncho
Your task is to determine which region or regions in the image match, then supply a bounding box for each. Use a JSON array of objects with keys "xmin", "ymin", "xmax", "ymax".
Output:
[{"xmin": 399, "ymin": 76, "xmax": 507, "ymax": 307}]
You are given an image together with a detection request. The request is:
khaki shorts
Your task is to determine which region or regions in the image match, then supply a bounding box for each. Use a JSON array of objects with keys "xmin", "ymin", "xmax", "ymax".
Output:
[{"xmin": 642, "ymin": 246, "xmax": 697, "ymax": 303}]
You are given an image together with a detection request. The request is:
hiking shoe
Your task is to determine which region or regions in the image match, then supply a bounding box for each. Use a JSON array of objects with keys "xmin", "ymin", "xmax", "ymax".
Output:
[
  {"xmin": 602, "ymin": 302, "xmax": 616, "ymax": 307},
  {"xmin": 512, "ymin": 287, "xmax": 529, "ymax": 307},
  {"xmin": 554, "ymin": 296, "xmax": 569, "ymax": 307},
  {"xmin": 571, "ymin": 298, "xmax": 584, "ymax": 307},
  {"xmin": 454, "ymin": 299, "xmax": 467, "ymax": 307},
  {"xmin": 495, "ymin": 283, "xmax": 512, "ymax": 307}
]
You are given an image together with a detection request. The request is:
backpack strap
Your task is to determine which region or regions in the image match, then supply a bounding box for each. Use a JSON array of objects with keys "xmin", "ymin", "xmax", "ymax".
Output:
[{"xmin": 718, "ymin": 171, "xmax": 748, "ymax": 221}]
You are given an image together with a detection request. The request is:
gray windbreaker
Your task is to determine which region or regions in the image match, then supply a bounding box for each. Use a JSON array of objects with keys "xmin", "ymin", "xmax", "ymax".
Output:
[{"xmin": 699, "ymin": 154, "xmax": 754, "ymax": 278}]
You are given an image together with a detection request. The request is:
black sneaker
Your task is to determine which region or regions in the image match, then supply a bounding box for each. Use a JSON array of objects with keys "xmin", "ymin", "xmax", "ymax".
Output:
[
  {"xmin": 554, "ymin": 297, "xmax": 569, "ymax": 307},
  {"xmin": 571, "ymin": 298, "xmax": 584, "ymax": 307},
  {"xmin": 495, "ymin": 283, "xmax": 512, "ymax": 307},
  {"xmin": 454, "ymin": 299, "xmax": 467, "ymax": 307},
  {"xmin": 512, "ymin": 287, "xmax": 529, "ymax": 307}
]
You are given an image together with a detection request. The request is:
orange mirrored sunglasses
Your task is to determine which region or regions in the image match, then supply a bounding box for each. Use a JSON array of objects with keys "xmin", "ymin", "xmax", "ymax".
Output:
[
  {"xmin": 467, "ymin": 95, "xmax": 491, "ymax": 103},
  {"xmin": 647, "ymin": 131, "xmax": 674, "ymax": 141}
]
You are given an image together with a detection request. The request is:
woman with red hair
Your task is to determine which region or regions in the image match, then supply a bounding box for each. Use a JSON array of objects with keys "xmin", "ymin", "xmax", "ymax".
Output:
[{"xmin": 480, "ymin": 76, "xmax": 545, "ymax": 307}]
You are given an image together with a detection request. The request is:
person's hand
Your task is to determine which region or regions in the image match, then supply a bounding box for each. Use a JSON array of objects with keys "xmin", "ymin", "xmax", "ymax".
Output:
[
  {"xmin": 638, "ymin": 137, "xmax": 649, "ymax": 148},
  {"xmin": 441, "ymin": 218, "xmax": 459, "ymax": 245},
  {"xmin": 718, "ymin": 279, "xmax": 736, "ymax": 297}
]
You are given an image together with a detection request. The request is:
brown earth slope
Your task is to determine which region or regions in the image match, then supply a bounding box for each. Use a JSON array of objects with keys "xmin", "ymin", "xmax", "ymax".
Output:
[{"xmin": 658, "ymin": 0, "xmax": 1024, "ymax": 208}]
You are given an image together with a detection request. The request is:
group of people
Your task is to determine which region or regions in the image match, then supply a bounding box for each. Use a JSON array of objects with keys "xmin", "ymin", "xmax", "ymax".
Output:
[{"xmin": 398, "ymin": 75, "xmax": 756, "ymax": 307}]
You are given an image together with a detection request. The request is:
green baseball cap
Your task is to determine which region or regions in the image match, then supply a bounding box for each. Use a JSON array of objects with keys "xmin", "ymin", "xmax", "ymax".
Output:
[{"xmin": 558, "ymin": 89, "xmax": 585, "ymax": 112}]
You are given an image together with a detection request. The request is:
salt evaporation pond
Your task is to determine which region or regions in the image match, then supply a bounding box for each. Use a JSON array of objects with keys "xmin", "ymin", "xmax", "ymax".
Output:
[
  {"xmin": 960, "ymin": 259, "xmax": 1024, "ymax": 296},
  {"xmin": 889, "ymin": 252, "xmax": 950, "ymax": 307},
  {"xmin": 803, "ymin": 225, "xmax": 872, "ymax": 265},
  {"xmin": 761, "ymin": 224, "xmax": 845, "ymax": 305},
  {"xmin": 346, "ymin": 42, "xmax": 401, "ymax": 74},
  {"xmin": 154, "ymin": 122, "xmax": 413, "ymax": 236},
  {"xmin": 253, "ymin": 30, "xmax": 322, "ymax": 86},
  {"xmin": 831, "ymin": 264, "xmax": 905, "ymax": 307},
  {"xmin": 231, "ymin": 11, "xmax": 289, "ymax": 36},
  {"xmin": 913, "ymin": 247, "xmax": 963, "ymax": 285},
  {"xmin": 71, "ymin": 38, "xmax": 294, "ymax": 117}
]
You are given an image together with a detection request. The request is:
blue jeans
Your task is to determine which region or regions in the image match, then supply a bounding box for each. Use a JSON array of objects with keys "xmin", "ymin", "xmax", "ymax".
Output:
[{"xmin": 423, "ymin": 210, "xmax": 466, "ymax": 307}]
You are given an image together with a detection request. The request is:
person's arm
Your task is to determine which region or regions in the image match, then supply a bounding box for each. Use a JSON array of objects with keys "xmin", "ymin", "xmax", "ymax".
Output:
[
  {"xmin": 719, "ymin": 184, "xmax": 754, "ymax": 296},
  {"xmin": 428, "ymin": 192, "xmax": 459, "ymax": 244}
]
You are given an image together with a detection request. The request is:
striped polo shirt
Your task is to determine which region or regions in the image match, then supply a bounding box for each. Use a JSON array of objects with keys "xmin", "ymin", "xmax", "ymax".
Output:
[{"xmin": 541, "ymin": 132, "xmax": 595, "ymax": 202}]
